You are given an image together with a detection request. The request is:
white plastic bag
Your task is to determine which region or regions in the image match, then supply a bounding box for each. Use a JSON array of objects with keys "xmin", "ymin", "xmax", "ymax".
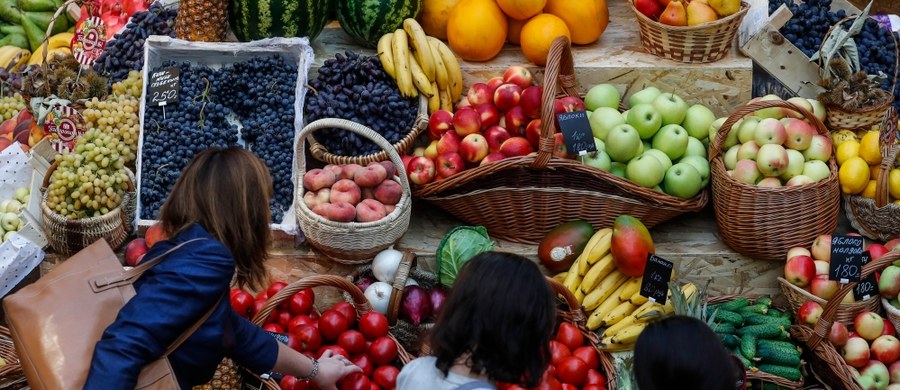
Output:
[{"xmin": 0, "ymin": 142, "xmax": 45, "ymax": 298}]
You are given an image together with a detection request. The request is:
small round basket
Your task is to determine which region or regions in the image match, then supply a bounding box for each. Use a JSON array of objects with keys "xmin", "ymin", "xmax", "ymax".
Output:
[
  {"xmin": 844, "ymin": 108, "xmax": 900, "ymax": 240},
  {"xmin": 778, "ymin": 277, "xmax": 880, "ymax": 327},
  {"xmin": 883, "ymin": 298, "xmax": 900, "ymax": 333},
  {"xmin": 296, "ymin": 119, "xmax": 412, "ymax": 264},
  {"xmin": 0, "ymin": 326, "xmax": 26, "ymax": 389},
  {"xmin": 307, "ymin": 95, "xmax": 428, "ymax": 166},
  {"xmin": 628, "ymin": 0, "xmax": 749, "ymax": 63}
]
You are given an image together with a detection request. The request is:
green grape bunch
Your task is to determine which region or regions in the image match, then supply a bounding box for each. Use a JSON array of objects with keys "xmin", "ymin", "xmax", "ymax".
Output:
[
  {"xmin": 82, "ymin": 95, "xmax": 140, "ymax": 164},
  {"xmin": 0, "ymin": 93, "xmax": 25, "ymax": 121},
  {"xmin": 111, "ymin": 70, "xmax": 143, "ymax": 100}
]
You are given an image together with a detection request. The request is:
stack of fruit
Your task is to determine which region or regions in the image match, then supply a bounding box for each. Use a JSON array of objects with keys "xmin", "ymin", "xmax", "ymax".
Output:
[
  {"xmin": 834, "ymin": 128, "xmax": 900, "ymax": 202},
  {"xmin": 0, "ymin": 0, "xmax": 75, "ymax": 56},
  {"xmin": 715, "ymin": 95, "xmax": 833, "ymax": 188},
  {"xmin": 0, "ymin": 109, "xmax": 42, "ymax": 152},
  {"xmin": 0, "ymin": 187, "xmax": 28, "ymax": 243},
  {"xmin": 24, "ymin": 31, "xmax": 73, "ymax": 67},
  {"xmin": 301, "ymin": 161, "xmax": 403, "ymax": 223},
  {"xmin": 634, "ymin": 0, "xmax": 742, "ymax": 26}
]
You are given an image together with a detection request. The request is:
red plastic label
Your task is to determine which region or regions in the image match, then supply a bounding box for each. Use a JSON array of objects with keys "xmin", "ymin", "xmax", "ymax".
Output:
[
  {"xmin": 44, "ymin": 105, "xmax": 86, "ymax": 153},
  {"xmin": 71, "ymin": 16, "xmax": 107, "ymax": 66}
]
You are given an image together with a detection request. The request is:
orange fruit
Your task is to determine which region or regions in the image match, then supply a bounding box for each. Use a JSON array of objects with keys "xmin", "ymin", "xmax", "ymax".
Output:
[
  {"xmin": 544, "ymin": 0, "xmax": 608, "ymax": 45},
  {"xmin": 507, "ymin": 16, "xmax": 529, "ymax": 45},
  {"xmin": 497, "ymin": 0, "xmax": 546, "ymax": 20},
  {"xmin": 520, "ymin": 13, "xmax": 571, "ymax": 65},
  {"xmin": 447, "ymin": 0, "xmax": 508, "ymax": 62},
  {"xmin": 419, "ymin": 0, "xmax": 462, "ymax": 40}
]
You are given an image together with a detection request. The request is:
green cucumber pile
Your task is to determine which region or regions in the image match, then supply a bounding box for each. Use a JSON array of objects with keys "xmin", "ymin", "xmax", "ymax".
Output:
[{"xmin": 709, "ymin": 296, "xmax": 803, "ymax": 384}]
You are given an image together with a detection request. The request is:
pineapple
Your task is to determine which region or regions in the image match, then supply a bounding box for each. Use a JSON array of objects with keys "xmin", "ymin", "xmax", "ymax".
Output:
[{"xmin": 175, "ymin": 0, "xmax": 228, "ymax": 42}]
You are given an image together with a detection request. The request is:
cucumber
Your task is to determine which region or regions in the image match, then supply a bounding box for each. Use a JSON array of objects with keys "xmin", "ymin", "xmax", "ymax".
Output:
[
  {"xmin": 738, "ymin": 304, "xmax": 769, "ymax": 315},
  {"xmin": 720, "ymin": 297, "xmax": 750, "ymax": 312},
  {"xmin": 719, "ymin": 333, "xmax": 740, "ymax": 348},
  {"xmin": 744, "ymin": 313, "xmax": 791, "ymax": 328},
  {"xmin": 715, "ymin": 310, "xmax": 745, "ymax": 326},
  {"xmin": 758, "ymin": 364, "xmax": 802, "ymax": 381},
  {"xmin": 736, "ymin": 324, "xmax": 785, "ymax": 339},
  {"xmin": 758, "ymin": 347, "xmax": 802, "ymax": 366},
  {"xmin": 733, "ymin": 347, "xmax": 753, "ymax": 369},
  {"xmin": 754, "ymin": 296, "xmax": 773, "ymax": 307},
  {"xmin": 757, "ymin": 339, "xmax": 801, "ymax": 353},
  {"xmin": 741, "ymin": 334, "xmax": 757, "ymax": 360},
  {"xmin": 712, "ymin": 322, "xmax": 736, "ymax": 334}
]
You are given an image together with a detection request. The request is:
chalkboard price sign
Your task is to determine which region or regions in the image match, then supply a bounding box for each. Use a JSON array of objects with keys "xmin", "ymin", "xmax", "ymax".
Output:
[
  {"xmin": 557, "ymin": 110, "xmax": 597, "ymax": 156},
  {"xmin": 854, "ymin": 252, "xmax": 878, "ymax": 300},
  {"xmin": 148, "ymin": 68, "xmax": 180, "ymax": 107},
  {"xmin": 828, "ymin": 235, "xmax": 865, "ymax": 284},
  {"xmin": 639, "ymin": 254, "xmax": 674, "ymax": 305}
]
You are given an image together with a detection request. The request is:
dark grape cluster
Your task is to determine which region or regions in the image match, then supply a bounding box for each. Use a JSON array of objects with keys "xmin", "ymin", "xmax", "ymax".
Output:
[
  {"xmin": 769, "ymin": 0, "xmax": 900, "ymax": 110},
  {"xmin": 304, "ymin": 50, "xmax": 419, "ymax": 156},
  {"xmin": 94, "ymin": 3, "xmax": 177, "ymax": 84}
]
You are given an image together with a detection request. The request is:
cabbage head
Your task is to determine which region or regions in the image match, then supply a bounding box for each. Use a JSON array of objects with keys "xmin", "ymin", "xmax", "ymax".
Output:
[{"xmin": 436, "ymin": 225, "xmax": 494, "ymax": 286}]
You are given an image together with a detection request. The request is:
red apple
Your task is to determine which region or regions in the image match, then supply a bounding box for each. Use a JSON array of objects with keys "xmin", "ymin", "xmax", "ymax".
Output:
[
  {"xmin": 124, "ymin": 238, "xmax": 148, "ymax": 267},
  {"xmin": 503, "ymin": 66, "xmax": 533, "ymax": 89},
  {"xmin": 486, "ymin": 76, "xmax": 504, "ymax": 93},
  {"xmin": 145, "ymin": 223, "xmax": 167, "ymax": 248},
  {"xmin": 872, "ymin": 335, "xmax": 900, "ymax": 364},
  {"xmin": 554, "ymin": 96, "xmax": 586, "ymax": 115},
  {"xmin": 428, "ymin": 109, "xmax": 454, "ymax": 141},
  {"xmin": 868, "ymin": 243, "xmax": 890, "ymax": 260},
  {"xmin": 480, "ymin": 152, "xmax": 505, "ymax": 166},
  {"xmin": 453, "ymin": 108, "xmax": 482, "ymax": 136},
  {"xmin": 844, "ymin": 337, "xmax": 872, "ymax": 368},
  {"xmin": 494, "ymin": 84, "xmax": 523, "ymax": 112},
  {"xmin": 467, "ymin": 83, "xmax": 493, "ymax": 106},
  {"xmin": 784, "ymin": 255, "xmax": 816, "ymax": 288},
  {"xmin": 499, "ymin": 137, "xmax": 534, "ymax": 157},
  {"xmin": 400, "ymin": 155, "xmax": 414, "ymax": 172},
  {"xmin": 474, "ymin": 103, "xmax": 501, "ymax": 129},
  {"xmin": 407, "ymin": 156, "xmax": 436, "ymax": 185},
  {"xmin": 437, "ymin": 130, "xmax": 462, "ymax": 155},
  {"xmin": 552, "ymin": 132, "xmax": 568, "ymax": 158},
  {"xmin": 459, "ymin": 134, "xmax": 489, "ymax": 163},
  {"xmin": 857, "ymin": 312, "xmax": 886, "ymax": 341},
  {"xmin": 525, "ymin": 118, "xmax": 542, "ymax": 149},
  {"xmin": 504, "ymin": 106, "xmax": 528, "ymax": 137},
  {"xmin": 810, "ymin": 274, "xmax": 840, "ymax": 300},
  {"xmin": 520, "ymin": 86, "xmax": 543, "ymax": 119},
  {"xmin": 889, "ymin": 360, "xmax": 900, "ymax": 383},
  {"xmin": 811, "ymin": 234, "xmax": 832, "ymax": 262},
  {"xmin": 435, "ymin": 152, "xmax": 465, "ymax": 178},
  {"xmin": 885, "ymin": 319, "xmax": 897, "ymax": 337},
  {"xmin": 484, "ymin": 126, "xmax": 511, "ymax": 153},
  {"xmin": 797, "ymin": 301, "xmax": 823, "ymax": 327},
  {"xmin": 830, "ymin": 321, "xmax": 850, "ymax": 347},
  {"xmin": 635, "ymin": 0, "xmax": 664, "ymax": 19}
]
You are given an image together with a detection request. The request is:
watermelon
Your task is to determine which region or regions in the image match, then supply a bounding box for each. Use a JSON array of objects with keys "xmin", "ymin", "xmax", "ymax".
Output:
[
  {"xmin": 337, "ymin": 0, "xmax": 423, "ymax": 48},
  {"xmin": 230, "ymin": 0, "xmax": 332, "ymax": 42}
]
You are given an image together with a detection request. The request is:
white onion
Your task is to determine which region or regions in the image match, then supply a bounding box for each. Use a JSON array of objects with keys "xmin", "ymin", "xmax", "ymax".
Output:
[
  {"xmin": 364, "ymin": 282, "xmax": 393, "ymax": 314},
  {"xmin": 373, "ymin": 246, "xmax": 403, "ymax": 282}
]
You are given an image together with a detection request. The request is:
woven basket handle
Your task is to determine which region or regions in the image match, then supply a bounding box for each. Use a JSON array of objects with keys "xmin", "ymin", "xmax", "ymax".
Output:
[
  {"xmin": 709, "ymin": 99, "xmax": 827, "ymax": 161},
  {"xmin": 817, "ymin": 15, "xmax": 899, "ymax": 95},
  {"xmin": 385, "ymin": 250, "xmax": 417, "ymax": 325},
  {"xmin": 297, "ymin": 118, "xmax": 411, "ymax": 193},
  {"xmin": 39, "ymin": 0, "xmax": 83, "ymax": 96},
  {"xmin": 874, "ymin": 107, "xmax": 899, "ymax": 208},
  {"xmin": 809, "ymin": 249, "xmax": 900, "ymax": 349},
  {"xmin": 534, "ymin": 36, "xmax": 578, "ymax": 170},
  {"xmin": 546, "ymin": 277, "xmax": 601, "ymax": 347}
]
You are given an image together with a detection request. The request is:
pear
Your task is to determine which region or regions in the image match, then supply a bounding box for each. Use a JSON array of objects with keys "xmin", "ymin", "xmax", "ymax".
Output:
[
  {"xmin": 658, "ymin": 0, "xmax": 687, "ymax": 26},
  {"xmin": 686, "ymin": 1, "xmax": 718, "ymax": 26},
  {"xmin": 708, "ymin": 0, "xmax": 740, "ymax": 17}
]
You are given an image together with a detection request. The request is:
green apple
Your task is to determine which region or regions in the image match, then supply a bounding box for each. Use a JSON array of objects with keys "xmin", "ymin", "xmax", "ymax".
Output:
[
  {"xmin": 807, "ymin": 98, "xmax": 826, "ymax": 122},
  {"xmin": 683, "ymin": 137, "xmax": 707, "ymax": 158},
  {"xmin": 652, "ymin": 124, "xmax": 689, "ymax": 160},
  {"xmin": 664, "ymin": 163, "xmax": 703, "ymax": 199},
  {"xmin": 803, "ymin": 160, "xmax": 830, "ymax": 182},
  {"xmin": 586, "ymin": 111, "xmax": 592, "ymax": 119},
  {"xmin": 708, "ymin": 117, "xmax": 726, "ymax": 141},
  {"xmin": 736, "ymin": 117, "xmax": 761, "ymax": 144},
  {"xmin": 582, "ymin": 150, "xmax": 612, "ymax": 171},
  {"xmin": 652, "ymin": 93, "xmax": 689, "ymax": 126},
  {"xmin": 626, "ymin": 104, "xmax": 662, "ymax": 139},
  {"xmin": 610, "ymin": 162, "xmax": 627, "ymax": 178},
  {"xmin": 681, "ymin": 104, "xmax": 716, "ymax": 140},
  {"xmin": 605, "ymin": 124, "xmax": 643, "ymax": 163},
  {"xmin": 589, "ymin": 107, "xmax": 625, "ymax": 140},
  {"xmin": 754, "ymin": 94, "xmax": 787, "ymax": 119},
  {"xmin": 641, "ymin": 141, "xmax": 650, "ymax": 155},
  {"xmin": 626, "ymin": 153, "xmax": 666, "ymax": 188},
  {"xmin": 723, "ymin": 144, "xmax": 740, "ymax": 170},
  {"xmin": 644, "ymin": 149, "xmax": 673, "ymax": 171},
  {"xmin": 679, "ymin": 155, "xmax": 710, "ymax": 187},
  {"xmin": 628, "ymin": 86, "xmax": 661, "ymax": 108},
  {"xmin": 593, "ymin": 137, "xmax": 606, "ymax": 152},
  {"xmin": 585, "ymin": 84, "xmax": 621, "ymax": 111},
  {"xmin": 780, "ymin": 149, "xmax": 805, "ymax": 181}
]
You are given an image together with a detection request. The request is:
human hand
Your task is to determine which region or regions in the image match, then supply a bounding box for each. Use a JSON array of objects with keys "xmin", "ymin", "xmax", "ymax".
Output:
[{"xmin": 312, "ymin": 349, "xmax": 363, "ymax": 390}]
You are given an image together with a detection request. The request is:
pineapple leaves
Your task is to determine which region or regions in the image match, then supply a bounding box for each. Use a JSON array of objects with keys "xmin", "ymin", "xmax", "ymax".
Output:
[{"xmin": 811, "ymin": 0, "xmax": 873, "ymax": 80}]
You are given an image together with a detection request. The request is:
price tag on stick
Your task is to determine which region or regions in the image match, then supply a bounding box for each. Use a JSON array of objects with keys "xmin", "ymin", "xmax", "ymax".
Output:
[
  {"xmin": 828, "ymin": 235, "xmax": 865, "ymax": 284},
  {"xmin": 639, "ymin": 254, "xmax": 674, "ymax": 305},
  {"xmin": 71, "ymin": 16, "xmax": 107, "ymax": 66},
  {"xmin": 854, "ymin": 252, "xmax": 878, "ymax": 300},
  {"xmin": 44, "ymin": 105, "xmax": 86, "ymax": 153},
  {"xmin": 148, "ymin": 68, "xmax": 180, "ymax": 107},
  {"xmin": 557, "ymin": 110, "xmax": 597, "ymax": 156}
]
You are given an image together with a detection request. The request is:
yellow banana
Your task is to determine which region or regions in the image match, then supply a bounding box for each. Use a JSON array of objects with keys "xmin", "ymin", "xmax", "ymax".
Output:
[
  {"xmin": 601, "ymin": 301, "xmax": 638, "ymax": 328},
  {"xmin": 633, "ymin": 296, "xmax": 674, "ymax": 322},
  {"xmin": 26, "ymin": 44, "xmax": 46, "ymax": 66},
  {"xmin": 377, "ymin": 32, "xmax": 396, "ymax": 78},
  {"xmin": 576, "ymin": 227, "xmax": 610, "ymax": 275},
  {"xmin": 598, "ymin": 340, "xmax": 635, "ymax": 352},
  {"xmin": 562, "ymin": 255, "xmax": 583, "ymax": 294},
  {"xmin": 681, "ymin": 282, "xmax": 698, "ymax": 300},
  {"xmin": 428, "ymin": 39, "xmax": 449, "ymax": 92},
  {"xmin": 439, "ymin": 87, "xmax": 453, "ymax": 112},
  {"xmin": 585, "ymin": 228, "xmax": 613, "ymax": 265},
  {"xmin": 553, "ymin": 272, "xmax": 569, "ymax": 284},
  {"xmin": 587, "ymin": 291, "xmax": 623, "ymax": 330},
  {"xmin": 629, "ymin": 290, "xmax": 649, "ymax": 305},
  {"xmin": 581, "ymin": 270, "xmax": 627, "ymax": 312},
  {"xmin": 409, "ymin": 56, "xmax": 434, "ymax": 97},
  {"xmin": 579, "ymin": 253, "xmax": 614, "ymax": 294},
  {"xmin": 402, "ymin": 18, "xmax": 435, "ymax": 81},
  {"xmin": 10, "ymin": 49, "xmax": 30, "ymax": 71},
  {"xmin": 586, "ymin": 307, "xmax": 606, "ymax": 330},
  {"xmin": 428, "ymin": 81, "xmax": 440, "ymax": 113},
  {"xmin": 618, "ymin": 277, "xmax": 642, "ymax": 302},
  {"xmin": 391, "ymin": 30, "xmax": 415, "ymax": 97},
  {"xmin": 0, "ymin": 46, "xmax": 21, "ymax": 67},
  {"xmin": 47, "ymin": 32, "xmax": 74, "ymax": 50},
  {"xmin": 574, "ymin": 288, "xmax": 585, "ymax": 305},
  {"xmin": 430, "ymin": 37, "xmax": 462, "ymax": 100},
  {"xmin": 602, "ymin": 313, "xmax": 638, "ymax": 338},
  {"xmin": 611, "ymin": 322, "xmax": 648, "ymax": 344}
]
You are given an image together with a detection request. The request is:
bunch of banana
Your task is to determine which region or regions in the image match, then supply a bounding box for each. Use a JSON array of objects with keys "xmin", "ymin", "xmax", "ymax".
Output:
[
  {"xmin": 0, "ymin": 45, "xmax": 29, "ymax": 70},
  {"xmin": 593, "ymin": 282, "xmax": 698, "ymax": 351},
  {"xmin": 25, "ymin": 31, "xmax": 70, "ymax": 67},
  {"xmin": 376, "ymin": 18, "xmax": 462, "ymax": 113}
]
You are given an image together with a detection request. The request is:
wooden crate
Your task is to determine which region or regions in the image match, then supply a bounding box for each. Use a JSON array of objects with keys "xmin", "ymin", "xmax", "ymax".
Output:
[{"xmin": 311, "ymin": 0, "xmax": 752, "ymax": 117}]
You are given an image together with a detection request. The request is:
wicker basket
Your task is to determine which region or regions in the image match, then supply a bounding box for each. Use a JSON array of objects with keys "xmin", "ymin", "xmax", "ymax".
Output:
[
  {"xmin": 778, "ymin": 277, "xmax": 880, "ymax": 327},
  {"xmin": 790, "ymin": 249, "xmax": 900, "ymax": 390},
  {"xmin": 628, "ymin": 0, "xmax": 749, "ymax": 63},
  {"xmin": 844, "ymin": 108, "xmax": 900, "ymax": 240},
  {"xmin": 818, "ymin": 16, "xmax": 898, "ymax": 131},
  {"xmin": 0, "ymin": 326, "xmax": 26, "ymax": 390},
  {"xmin": 413, "ymin": 37, "xmax": 708, "ymax": 244},
  {"xmin": 307, "ymin": 95, "xmax": 429, "ymax": 165},
  {"xmin": 547, "ymin": 277, "xmax": 618, "ymax": 390},
  {"xmin": 708, "ymin": 295, "xmax": 804, "ymax": 389},
  {"xmin": 296, "ymin": 119, "xmax": 412, "ymax": 264},
  {"xmin": 883, "ymin": 298, "xmax": 900, "ymax": 332},
  {"xmin": 39, "ymin": 161, "xmax": 133, "ymax": 255},
  {"xmin": 708, "ymin": 100, "xmax": 841, "ymax": 260}
]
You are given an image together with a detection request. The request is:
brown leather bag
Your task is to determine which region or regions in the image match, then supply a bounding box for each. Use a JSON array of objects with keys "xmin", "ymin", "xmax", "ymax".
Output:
[{"xmin": 2, "ymin": 237, "xmax": 218, "ymax": 390}]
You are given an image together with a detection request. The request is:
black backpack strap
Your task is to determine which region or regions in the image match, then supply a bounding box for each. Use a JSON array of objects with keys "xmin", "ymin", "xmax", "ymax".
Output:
[{"xmin": 455, "ymin": 380, "xmax": 495, "ymax": 390}]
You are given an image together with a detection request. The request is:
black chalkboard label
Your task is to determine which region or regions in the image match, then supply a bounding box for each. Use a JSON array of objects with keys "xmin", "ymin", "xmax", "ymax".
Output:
[
  {"xmin": 640, "ymin": 254, "xmax": 674, "ymax": 305},
  {"xmin": 829, "ymin": 235, "xmax": 865, "ymax": 283},
  {"xmin": 557, "ymin": 110, "xmax": 597, "ymax": 156},
  {"xmin": 267, "ymin": 331, "xmax": 290, "ymax": 345},
  {"xmin": 854, "ymin": 251, "xmax": 878, "ymax": 300},
  {"xmin": 148, "ymin": 68, "xmax": 179, "ymax": 106}
]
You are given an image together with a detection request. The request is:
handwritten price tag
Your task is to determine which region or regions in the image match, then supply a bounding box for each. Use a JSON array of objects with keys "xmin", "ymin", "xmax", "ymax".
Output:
[
  {"xmin": 148, "ymin": 68, "xmax": 180, "ymax": 107},
  {"xmin": 71, "ymin": 16, "xmax": 107, "ymax": 66},
  {"xmin": 44, "ymin": 105, "xmax": 86, "ymax": 153},
  {"xmin": 557, "ymin": 111, "xmax": 597, "ymax": 156},
  {"xmin": 854, "ymin": 252, "xmax": 877, "ymax": 300},
  {"xmin": 639, "ymin": 254, "xmax": 674, "ymax": 305},
  {"xmin": 829, "ymin": 235, "xmax": 865, "ymax": 284}
]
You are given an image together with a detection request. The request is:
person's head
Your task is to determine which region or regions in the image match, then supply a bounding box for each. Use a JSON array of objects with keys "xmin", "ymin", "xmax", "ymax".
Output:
[
  {"xmin": 158, "ymin": 147, "xmax": 272, "ymax": 290},
  {"xmin": 634, "ymin": 315, "xmax": 741, "ymax": 390},
  {"xmin": 429, "ymin": 252, "xmax": 556, "ymax": 387}
]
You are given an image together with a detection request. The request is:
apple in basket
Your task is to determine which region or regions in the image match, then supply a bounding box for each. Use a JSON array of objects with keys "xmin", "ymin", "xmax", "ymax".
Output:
[
  {"xmin": 797, "ymin": 301, "xmax": 823, "ymax": 327},
  {"xmin": 844, "ymin": 337, "xmax": 872, "ymax": 368},
  {"xmin": 783, "ymin": 255, "xmax": 815, "ymax": 288},
  {"xmin": 830, "ymin": 322, "xmax": 850, "ymax": 348},
  {"xmin": 857, "ymin": 312, "xmax": 886, "ymax": 342}
]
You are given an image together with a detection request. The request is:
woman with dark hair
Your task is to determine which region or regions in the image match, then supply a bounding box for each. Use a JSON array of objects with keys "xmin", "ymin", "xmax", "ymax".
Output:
[
  {"xmin": 396, "ymin": 252, "xmax": 557, "ymax": 390},
  {"xmin": 634, "ymin": 315, "xmax": 743, "ymax": 390},
  {"xmin": 85, "ymin": 147, "xmax": 360, "ymax": 389}
]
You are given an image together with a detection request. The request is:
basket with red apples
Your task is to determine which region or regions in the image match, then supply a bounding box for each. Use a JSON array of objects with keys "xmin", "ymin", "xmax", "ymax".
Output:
[{"xmin": 296, "ymin": 119, "xmax": 411, "ymax": 264}]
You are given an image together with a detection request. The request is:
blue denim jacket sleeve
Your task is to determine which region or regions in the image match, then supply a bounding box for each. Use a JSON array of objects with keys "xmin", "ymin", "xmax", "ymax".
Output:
[{"xmin": 84, "ymin": 233, "xmax": 244, "ymax": 388}]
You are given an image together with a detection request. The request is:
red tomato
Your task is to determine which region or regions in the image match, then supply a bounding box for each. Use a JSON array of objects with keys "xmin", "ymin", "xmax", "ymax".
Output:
[
  {"xmin": 555, "ymin": 323, "xmax": 584, "ymax": 351},
  {"xmin": 372, "ymin": 365, "xmax": 399, "ymax": 389},
  {"xmin": 332, "ymin": 301, "xmax": 357, "ymax": 327},
  {"xmin": 319, "ymin": 310, "xmax": 350, "ymax": 340},
  {"xmin": 549, "ymin": 340, "xmax": 571, "ymax": 365},
  {"xmin": 262, "ymin": 323, "xmax": 284, "ymax": 333},
  {"xmin": 229, "ymin": 291, "xmax": 254, "ymax": 318},
  {"xmin": 288, "ymin": 315, "xmax": 316, "ymax": 333},
  {"xmin": 309, "ymin": 311, "xmax": 321, "ymax": 321},
  {"xmin": 349, "ymin": 354, "xmax": 374, "ymax": 377},
  {"xmin": 535, "ymin": 377, "xmax": 562, "ymax": 390},
  {"xmin": 291, "ymin": 325, "xmax": 322, "ymax": 352},
  {"xmin": 582, "ymin": 385, "xmax": 606, "ymax": 390},
  {"xmin": 339, "ymin": 372, "xmax": 370, "ymax": 390},
  {"xmin": 230, "ymin": 288, "xmax": 242, "ymax": 298},
  {"xmin": 255, "ymin": 289, "xmax": 269, "ymax": 301},
  {"xmin": 561, "ymin": 384, "xmax": 577, "ymax": 390},
  {"xmin": 367, "ymin": 337, "xmax": 398, "ymax": 365},
  {"xmin": 267, "ymin": 281, "xmax": 288, "ymax": 299},
  {"xmin": 252, "ymin": 299, "xmax": 278, "ymax": 324},
  {"xmin": 585, "ymin": 369, "xmax": 605, "ymax": 385},
  {"xmin": 369, "ymin": 383, "xmax": 380, "ymax": 390},
  {"xmin": 572, "ymin": 346, "xmax": 600, "ymax": 371},
  {"xmin": 358, "ymin": 312, "xmax": 390, "ymax": 340},
  {"xmin": 299, "ymin": 287, "xmax": 315, "ymax": 301},
  {"xmin": 556, "ymin": 356, "xmax": 588, "ymax": 386},
  {"xmin": 338, "ymin": 330, "xmax": 368, "ymax": 355},
  {"xmin": 277, "ymin": 311, "xmax": 293, "ymax": 330},
  {"xmin": 286, "ymin": 334, "xmax": 303, "ymax": 352},
  {"xmin": 279, "ymin": 375, "xmax": 310, "ymax": 390},
  {"xmin": 318, "ymin": 345, "xmax": 349, "ymax": 359},
  {"xmin": 288, "ymin": 292, "xmax": 315, "ymax": 316},
  {"xmin": 506, "ymin": 386, "xmax": 527, "ymax": 390}
]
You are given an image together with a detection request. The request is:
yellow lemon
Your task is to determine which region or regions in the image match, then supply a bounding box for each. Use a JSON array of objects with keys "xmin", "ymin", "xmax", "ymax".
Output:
[
  {"xmin": 836, "ymin": 140, "xmax": 860, "ymax": 166},
  {"xmin": 871, "ymin": 164, "xmax": 882, "ymax": 180},
  {"xmin": 890, "ymin": 168, "xmax": 900, "ymax": 200},
  {"xmin": 832, "ymin": 129, "xmax": 858, "ymax": 147},
  {"xmin": 839, "ymin": 157, "xmax": 871, "ymax": 194},
  {"xmin": 859, "ymin": 131, "xmax": 883, "ymax": 165},
  {"xmin": 861, "ymin": 180, "xmax": 878, "ymax": 198}
]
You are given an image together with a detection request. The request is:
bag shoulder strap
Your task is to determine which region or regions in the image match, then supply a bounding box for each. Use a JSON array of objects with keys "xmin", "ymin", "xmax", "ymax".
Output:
[
  {"xmin": 456, "ymin": 380, "xmax": 495, "ymax": 390},
  {"xmin": 124, "ymin": 237, "xmax": 207, "ymax": 280},
  {"xmin": 163, "ymin": 294, "xmax": 224, "ymax": 356}
]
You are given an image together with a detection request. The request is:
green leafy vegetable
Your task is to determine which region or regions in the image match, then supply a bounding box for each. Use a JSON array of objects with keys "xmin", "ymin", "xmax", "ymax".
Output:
[{"xmin": 436, "ymin": 225, "xmax": 494, "ymax": 286}]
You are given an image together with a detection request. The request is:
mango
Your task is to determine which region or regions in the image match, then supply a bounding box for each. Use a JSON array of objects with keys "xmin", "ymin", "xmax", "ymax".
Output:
[
  {"xmin": 538, "ymin": 220, "xmax": 594, "ymax": 273},
  {"xmin": 610, "ymin": 215, "xmax": 654, "ymax": 277}
]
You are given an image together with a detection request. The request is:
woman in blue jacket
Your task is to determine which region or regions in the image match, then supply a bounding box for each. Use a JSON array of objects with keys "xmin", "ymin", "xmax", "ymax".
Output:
[{"xmin": 85, "ymin": 147, "xmax": 360, "ymax": 389}]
